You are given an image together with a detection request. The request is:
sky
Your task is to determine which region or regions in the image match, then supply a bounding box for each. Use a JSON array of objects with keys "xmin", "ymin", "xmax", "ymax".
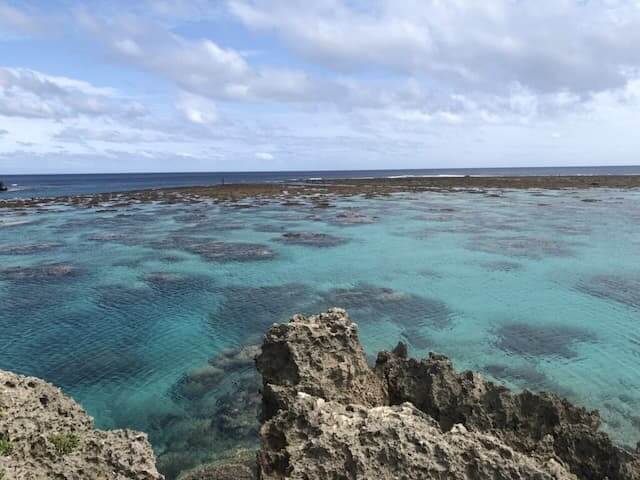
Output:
[{"xmin": 1, "ymin": 0, "xmax": 640, "ymax": 173}]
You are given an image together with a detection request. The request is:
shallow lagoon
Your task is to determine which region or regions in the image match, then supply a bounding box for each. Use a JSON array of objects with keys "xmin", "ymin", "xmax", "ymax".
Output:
[{"xmin": 1, "ymin": 188, "xmax": 640, "ymax": 476}]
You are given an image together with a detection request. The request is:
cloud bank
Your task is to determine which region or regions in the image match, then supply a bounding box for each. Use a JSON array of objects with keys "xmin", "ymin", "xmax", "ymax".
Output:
[{"xmin": 1, "ymin": 0, "xmax": 640, "ymax": 173}]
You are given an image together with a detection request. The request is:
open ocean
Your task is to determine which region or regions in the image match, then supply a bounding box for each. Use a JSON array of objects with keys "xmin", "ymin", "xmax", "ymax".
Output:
[
  {"xmin": 3, "ymin": 165, "xmax": 640, "ymax": 199},
  {"xmin": 1, "ymin": 168, "xmax": 640, "ymax": 478}
]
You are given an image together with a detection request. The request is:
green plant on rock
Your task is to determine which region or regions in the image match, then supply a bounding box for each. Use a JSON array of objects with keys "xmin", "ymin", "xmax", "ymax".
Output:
[
  {"xmin": 49, "ymin": 433, "xmax": 80, "ymax": 455},
  {"xmin": 0, "ymin": 435, "xmax": 13, "ymax": 456}
]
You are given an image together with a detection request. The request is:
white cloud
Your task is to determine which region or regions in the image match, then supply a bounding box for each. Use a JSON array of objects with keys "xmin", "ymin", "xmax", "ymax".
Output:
[
  {"xmin": 229, "ymin": 0, "xmax": 640, "ymax": 96},
  {"xmin": 255, "ymin": 151, "xmax": 274, "ymax": 160},
  {"xmin": 3, "ymin": 0, "xmax": 640, "ymax": 173},
  {"xmin": 0, "ymin": 67, "xmax": 146, "ymax": 119},
  {"xmin": 176, "ymin": 92, "xmax": 219, "ymax": 125},
  {"xmin": 75, "ymin": 10, "xmax": 321, "ymax": 104}
]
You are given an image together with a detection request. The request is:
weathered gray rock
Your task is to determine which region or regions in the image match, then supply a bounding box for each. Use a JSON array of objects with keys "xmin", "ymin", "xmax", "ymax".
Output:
[
  {"xmin": 256, "ymin": 308, "xmax": 387, "ymax": 420},
  {"xmin": 0, "ymin": 370, "xmax": 163, "ymax": 480},
  {"xmin": 259, "ymin": 392, "xmax": 576, "ymax": 480},
  {"xmin": 376, "ymin": 346, "xmax": 640, "ymax": 480},
  {"xmin": 256, "ymin": 308, "xmax": 640, "ymax": 480},
  {"xmin": 177, "ymin": 449, "xmax": 257, "ymax": 480}
]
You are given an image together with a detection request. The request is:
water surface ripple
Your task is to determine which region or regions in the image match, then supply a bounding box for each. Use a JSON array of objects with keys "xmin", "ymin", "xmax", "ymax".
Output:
[{"xmin": 1, "ymin": 188, "xmax": 639, "ymax": 476}]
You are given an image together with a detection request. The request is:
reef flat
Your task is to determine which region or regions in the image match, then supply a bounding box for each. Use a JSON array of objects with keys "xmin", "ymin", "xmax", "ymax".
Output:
[
  {"xmin": 2, "ymin": 175, "xmax": 640, "ymax": 210},
  {"xmin": 3, "ymin": 179, "xmax": 640, "ymax": 477}
]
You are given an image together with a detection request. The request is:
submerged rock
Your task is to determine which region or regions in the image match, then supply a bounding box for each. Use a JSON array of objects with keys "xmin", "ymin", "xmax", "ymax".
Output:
[
  {"xmin": 0, "ymin": 370, "xmax": 162, "ymax": 480},
  {"xmin": 161, "ymin": 344, "xmax": 263, "ymax": 478}
]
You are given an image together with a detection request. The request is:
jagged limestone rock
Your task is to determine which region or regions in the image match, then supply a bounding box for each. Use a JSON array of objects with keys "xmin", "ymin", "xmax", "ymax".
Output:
[
  {"xmin": 376, "ymin": 346, "xmax": 640, "ymax": 480},
  {"xmin": 260, "ymin": 393, "xmax": 576, "ymax": 480},
  {"xmin": 256, "ymin": 308, "xmax": 640, "ymax": 480},
  {"xmin": 0, "ymin": 370, "xmax": 163, "ymax": 480},
  {"xmin": 256, "ymin": 308, "xmax": 387, "ymax": 420}
]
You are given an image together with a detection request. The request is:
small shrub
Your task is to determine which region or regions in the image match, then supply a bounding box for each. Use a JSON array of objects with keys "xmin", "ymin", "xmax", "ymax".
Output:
[
  {"xmin": 0, "ymin": 436, "xmax": 13, "ymax": 456},
  {"xmin": 49, "ymin": 433, "xmax": 80, "ymax": 455}
]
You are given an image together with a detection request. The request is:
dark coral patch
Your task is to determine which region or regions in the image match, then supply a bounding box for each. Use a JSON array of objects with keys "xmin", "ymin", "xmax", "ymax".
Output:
[
  {"xmin": 483, "ymin": 364, "xmax": 548, "ymax": 387},
  {"xmin": 147, "ymin": 235, "xmax": 277, "ymax": 262},
  {"xmin": 0, "ymin": 263, "xmax": 80, "ymax": 283},
  {"xmin": 253, "ymin": 223, "xmax": 298, "ymax": 233},
  {"xmin": 318, "ymin": 283, "xmax": 453, "ymax": 330},
  {"xmin": 576, "ymin": 274, "xmax": 640, "ymax": 310},
  {"xmin": 275, "ymin": 232, "xmax": 348, "ymax": 248},
  {"xmin": 329, "ymin": 209, "xmax": 377, "ymax": 226},
  {"xmin": 494, "ymin": 322, "xmax": 597, "ymax": 359},
  {"xmin": 0, "ymin": 242, "xmax": 63, "ymax": 255},
  {"xmin": 186, "ymin": 241, "xmax": 276, "ymax": 262},
  {"xmin": 160, "ymin": 341, "xmax": 265, "ymax": 478},
  {"xmin": 479, "ymin": 260, "xmax": 523, "ymax": 272},
  {"xmin": 211, "ymin": 283, "xmax": 315, "ymax": 334},
  {"xmin": 401, "ymin": 327, "xmax": 432, "ymax": 350},
  {"xmin": 86, "ymin": 233, "xmax": 128, "ymax": 242},
  {"xmin": 142, "ymin": 272, "xmax": 215, "ymax": 297},
  {"xmin": 467, "ymin": 235, "xmax": 575, "ymax": 259}
]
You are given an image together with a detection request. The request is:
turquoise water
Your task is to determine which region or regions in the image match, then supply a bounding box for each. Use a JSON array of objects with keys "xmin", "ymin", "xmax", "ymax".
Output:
[{"xmin": 1, "ymin": 188, "xmax": 640, "ymax": 476}]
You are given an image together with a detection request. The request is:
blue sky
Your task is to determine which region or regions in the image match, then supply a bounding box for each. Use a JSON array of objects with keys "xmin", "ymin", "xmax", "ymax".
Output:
[{"xmin": 1, "ymin": 0, "xmax": 640, "ymax": 173}]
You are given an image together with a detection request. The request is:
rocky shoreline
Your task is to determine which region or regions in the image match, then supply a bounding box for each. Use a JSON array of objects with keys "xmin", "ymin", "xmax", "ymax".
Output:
[
  {"xmin": 2, "ymin": 308, "xmax": 639, "ymax": 479},
  {"xmin": 2, "ymin": 175, "xmax": 640, "ymax": 210},
  {"xmin": 0, "ymin": 370, "xmax": 163, "ymax": 479}
]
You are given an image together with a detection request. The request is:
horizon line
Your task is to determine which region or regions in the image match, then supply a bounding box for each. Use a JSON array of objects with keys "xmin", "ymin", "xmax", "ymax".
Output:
[{"xmin": 3, "ymin": 164, "xmax": 640, "ymax": 176}]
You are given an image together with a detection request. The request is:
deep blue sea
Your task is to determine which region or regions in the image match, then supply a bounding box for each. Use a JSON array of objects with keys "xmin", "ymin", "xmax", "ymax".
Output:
[
  {"xmin": 3, "ymin": 165, "xmax": 640, "ymax": 199},
  {"xmin": 1, "ymin": 170, "xmax": 640, "ymax": 478}
]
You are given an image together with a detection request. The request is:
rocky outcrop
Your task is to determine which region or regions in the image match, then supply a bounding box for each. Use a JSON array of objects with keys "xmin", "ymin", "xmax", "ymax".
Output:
[
  {"xmin": 376, "ymin": 346, "xmax": 640, "ymax": 480},
  {"xmin": 256, "ymin": 308, "xmax": 640, "ymax": 480},
  {"xmin": 177, "ymin": 449, "xmax": 257, "ymax": 480},
  {"xmin": 260, "ymin": 393, "xmax": 576, "ymax": 480},
  {"xmin": 0, "ymin": 370, "xmax": 163, "ymax": 480},
  {"xmin": 256, "ymin": 308, "xmax": 387, "ymax": 421}
]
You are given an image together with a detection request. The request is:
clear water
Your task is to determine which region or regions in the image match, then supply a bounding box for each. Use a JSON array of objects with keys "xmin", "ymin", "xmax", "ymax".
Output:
[
  {"xmin": 1, "ymin": 188, "xmax": 640, "ymax": 477},
  {"xmin": 3, "ymin": 165, "xmax": 640, "ymax": 199}
]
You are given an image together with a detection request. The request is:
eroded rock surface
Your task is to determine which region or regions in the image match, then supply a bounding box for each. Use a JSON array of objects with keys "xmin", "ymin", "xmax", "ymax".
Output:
[
  {"xmin": 0, "ymin": 370, "xmax": 163, "ymax": 480},
  {"xmin": 256, "ymin": 308, "xmax": 388, "ymax": 420},
  {"xmin": 376, "ymin": 347, "xmax": 640, "ymax": 480},
  {"xmin": 260, "ymin": 393, "xmax": 576, "ymax": 480},
  {"xmin": 256, "ymin": 308, "xmax": 640, "ymax": 480}
]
